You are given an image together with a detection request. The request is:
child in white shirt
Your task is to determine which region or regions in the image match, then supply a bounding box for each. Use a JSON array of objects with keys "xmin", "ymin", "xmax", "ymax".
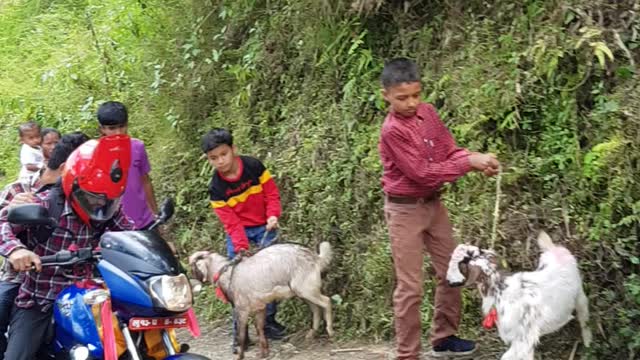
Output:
[{"xmin": 17, "ymin": 121, "xmax": 44, "ymax": 182}]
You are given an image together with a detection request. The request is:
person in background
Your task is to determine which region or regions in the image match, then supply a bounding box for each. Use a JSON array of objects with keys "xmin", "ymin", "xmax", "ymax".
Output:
[
  {"xmin": 40, "ymin": 128, "xmax": 61, "ymax": 167},
  {"xmin": 96, "ymin": 101, "xmax": 158, "ymax": 229},
  {"xmin": 0, "ymin": 132, "xmax": 89, "ymax": 359},
  {"xmin": 17, "ymin": 121, "xmax": 43, "ymax": 182},
  {"xmin": 0, "ymin": 135, "xmax": 133, "ymax": 360}
]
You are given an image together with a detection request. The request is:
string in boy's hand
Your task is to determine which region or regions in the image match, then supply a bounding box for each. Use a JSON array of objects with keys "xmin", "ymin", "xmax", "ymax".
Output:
[
  {"xmin": 469, "ymin": 152, "xmax": 500, "ymax": 176},
  {"xmin": 266, "ymin": 216, "xmax": 278, "ymax": 231}
]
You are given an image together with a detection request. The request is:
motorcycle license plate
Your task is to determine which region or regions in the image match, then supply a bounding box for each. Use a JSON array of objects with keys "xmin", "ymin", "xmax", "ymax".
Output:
[{"xmin": 128, "ymin": 316, "xmax": 189, "ymax": 331}]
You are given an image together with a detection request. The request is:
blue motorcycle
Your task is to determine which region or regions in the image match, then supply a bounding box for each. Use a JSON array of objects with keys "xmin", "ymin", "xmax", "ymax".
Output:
[{"xmin": 8, "ymin": 199, "xmax": 210, "ymax": 360}]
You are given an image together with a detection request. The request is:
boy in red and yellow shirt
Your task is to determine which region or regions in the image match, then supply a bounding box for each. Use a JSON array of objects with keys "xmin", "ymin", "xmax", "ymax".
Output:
[{"xmin": 201, "ymin": 128, "xmax": 285, "ymax": 346}]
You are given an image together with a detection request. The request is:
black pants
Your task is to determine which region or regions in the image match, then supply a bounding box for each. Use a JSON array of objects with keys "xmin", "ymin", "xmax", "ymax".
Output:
[
  {"xmin": 0, "ymin": 282, "xmax": 19, "ymax": 360},
  {"xmin": 4, "ymin": 305, "xmax": 52, "ymax": 360}
]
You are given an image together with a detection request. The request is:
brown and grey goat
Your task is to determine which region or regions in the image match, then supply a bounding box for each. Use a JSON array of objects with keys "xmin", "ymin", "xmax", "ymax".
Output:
[
  {"xmin": 446, "ymin": 231, "xmax": 592, "ymax": 360},
  {"xmin": 189, "ymin": 242, "xmax": 334, "ymax": 360}
]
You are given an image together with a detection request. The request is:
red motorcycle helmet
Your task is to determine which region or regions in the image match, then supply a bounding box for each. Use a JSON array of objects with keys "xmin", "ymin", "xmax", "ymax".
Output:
[{"xmin": 61, "ymin": 134, "xmax": 131, "ymax": 225}]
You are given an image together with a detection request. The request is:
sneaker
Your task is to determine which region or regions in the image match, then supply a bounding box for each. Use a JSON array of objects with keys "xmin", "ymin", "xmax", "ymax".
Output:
[
  {"xmin": 264, "ymin": 322, "xmax": 286, "ymax": 340},
  {"xmin": 265, "ymin": 314, "xmax": 287, "ymax": 340},
  {"xmin": 266, "ymin": 315, "xmax": 286, "ymax": 332},
  {"xmin": 431, "ymin": 336, "xmax": 476, "ymax": 357}
]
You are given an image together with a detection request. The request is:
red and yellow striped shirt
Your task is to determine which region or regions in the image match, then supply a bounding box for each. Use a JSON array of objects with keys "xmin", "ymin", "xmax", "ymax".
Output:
[{"xmin": 209, "ymin": 156, "xmax": 281, "ymax": 251}]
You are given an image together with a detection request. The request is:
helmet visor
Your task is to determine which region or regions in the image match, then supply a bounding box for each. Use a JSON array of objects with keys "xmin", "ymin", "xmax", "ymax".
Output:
[{"xmin": 72, "ymin": 188, "xmax": 121, "ymax": 222}]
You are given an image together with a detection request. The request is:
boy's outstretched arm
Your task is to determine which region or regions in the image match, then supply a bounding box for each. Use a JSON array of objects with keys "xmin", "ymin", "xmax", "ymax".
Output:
[
  {"xmin": 260, "ymin": 168, "xmax": 281, "ymax": 228},
  {"xmin": 212, "ymin": 205, "xmax": 250, "ymax": 252},
  {"xmin": 381, "ymin": 128, "xmax": 473, "ymax": 187}
]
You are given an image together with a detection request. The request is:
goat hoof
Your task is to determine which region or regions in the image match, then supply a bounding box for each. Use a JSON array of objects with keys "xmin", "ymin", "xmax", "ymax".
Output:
[
  {"xmin": 260, "ymin": 349, "xmax": 270, "ymax": 358},
  {"xmin": 583, "ymin": 329, "xmax": 593, "ymax": 348},
  {"xmin": 305, "ymin": 330, "xmax": 316, "ymax": 340},
  {"xmin": 327, "ymin": 328, "xmax": 335, "ymax": 338}
]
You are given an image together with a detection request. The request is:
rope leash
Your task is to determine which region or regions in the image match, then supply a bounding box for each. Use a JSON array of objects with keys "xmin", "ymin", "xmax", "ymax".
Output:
[
  {"xmin": 489, "ymin": 165, "xmax": 503, "ymax": 250},
  {"xmin": 258, "ymin": 229, "xmax": 278, "ymax": 249}
]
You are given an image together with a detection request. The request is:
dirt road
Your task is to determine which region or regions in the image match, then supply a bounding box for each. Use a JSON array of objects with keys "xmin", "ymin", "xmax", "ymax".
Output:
[
  {"xmin": 179, "ymin": 320, "xmax": 589, "ymax": 359},
  {"xmin": 179, "ymin": 323, "xmax": 511, "ymax": 360}
]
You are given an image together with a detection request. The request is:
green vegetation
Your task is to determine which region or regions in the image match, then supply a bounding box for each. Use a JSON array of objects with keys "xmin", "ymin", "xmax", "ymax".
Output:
[{"xmin": 1, "ymin": 0, "xmax": 639, "ymax": 357}]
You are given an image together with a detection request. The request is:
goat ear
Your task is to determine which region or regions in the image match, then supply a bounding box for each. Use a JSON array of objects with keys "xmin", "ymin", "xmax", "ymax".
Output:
[
  {"xmin": 190, "ymin": 259, "xmax": 209, "ymax": 284},
  {"xmin": 464, "ymin": 264, "xmax": 483, "ymax": 286},
  {"xmin": 447, "ymin": 245, "xmax": 473, "ymax": 287}
]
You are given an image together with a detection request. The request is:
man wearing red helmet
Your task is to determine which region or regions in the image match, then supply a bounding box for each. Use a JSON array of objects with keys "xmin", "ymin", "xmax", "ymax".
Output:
[{"xmin": 0, "ymin": 135, "xmax": 134, "ymax": 360}]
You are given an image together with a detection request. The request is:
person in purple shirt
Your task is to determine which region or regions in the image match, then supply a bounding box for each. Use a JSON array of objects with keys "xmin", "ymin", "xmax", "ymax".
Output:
[{"xmin": 96, "ymin": 101, "xmax": 158, "ymax": 229}]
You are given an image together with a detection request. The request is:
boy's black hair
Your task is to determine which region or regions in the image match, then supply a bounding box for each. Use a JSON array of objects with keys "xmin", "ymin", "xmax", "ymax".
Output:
[
  {"xmin": 380, "ymin": 57, "xmax": 421, "ymax": 89},
  {"xmin": 41, "ymin": 128, "xmax": 61, "ymax": 139},
  {"xmin": 201, "ymin": 128, "xmax": 233, "ymax": 153},
  {"xmin": 48, "ymin": 132, "xmax": 90, "ymax": 170},
  {"xmin": 97, "ymin": 101, "xmax": 128, "ymax": 126},
  {"xmin": 18, "ymin": 121, "xmax": 40, "ymax": 137}
]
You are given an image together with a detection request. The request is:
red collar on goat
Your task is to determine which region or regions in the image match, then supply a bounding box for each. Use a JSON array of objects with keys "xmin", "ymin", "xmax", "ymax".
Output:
[
  {"xmin": 213, "ymin": 271, "xmax": 229, "ymax": 303},
  {"xmin": 212, "ymin": 254, "xmax": 246, "ymax": 304},
  {"xmin": 482, "ymin": 307, "xmax": 498, "ymax": 329}
]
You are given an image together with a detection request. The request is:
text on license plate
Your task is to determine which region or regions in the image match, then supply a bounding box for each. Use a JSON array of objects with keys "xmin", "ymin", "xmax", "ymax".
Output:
[{"xmin": 128, "ymin": 316, "xmax": 189, "ymax": 331}]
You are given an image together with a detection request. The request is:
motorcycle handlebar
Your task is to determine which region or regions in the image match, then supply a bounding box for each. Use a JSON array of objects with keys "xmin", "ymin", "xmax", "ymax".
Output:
[{"xmin": 39, "ymin": 248, "xmax": 98, "ymax": 267}]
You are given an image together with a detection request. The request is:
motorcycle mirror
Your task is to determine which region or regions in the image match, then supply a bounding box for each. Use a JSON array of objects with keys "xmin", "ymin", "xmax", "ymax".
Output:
[
  {"xmin": 7, "ymin": 204, "xmax": 56, "ymax": 227},
  {"xmin": 157, "ymin": 198, "xmax": 175, "ymax": 223}
]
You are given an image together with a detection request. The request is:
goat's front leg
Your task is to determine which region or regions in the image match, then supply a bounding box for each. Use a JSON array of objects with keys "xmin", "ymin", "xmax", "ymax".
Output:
[
  {"xmin": 254, "ymin": 308, "xmax": 270, "ymax": 358},
  {"xmin": 501, "ymin": 340, "xmax": 535, "ymax": 360},
  {"xmin": 576, "ymin": 288, "xmax": 592, "ymax": 347},
  {"xmin": 235, "ymin": 310, "xmax": 250, "ymax": 360}
]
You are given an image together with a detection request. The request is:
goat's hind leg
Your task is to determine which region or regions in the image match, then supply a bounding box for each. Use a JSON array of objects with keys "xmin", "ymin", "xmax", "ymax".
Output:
[
  {"xmin": 308, "ymin": 293, "xmax": 333, "ymax": 337},
  {"xmin": 576, "ymin": 288, "xmax": 592, "ymax": 347},
  {"xmin": 300, "ymin": 288, "xmax": 333, "ymax": 337},
  {"xmin": 305, "ymin": 302, "xmax": 322, "ymax": 340},
  {"xmin": 254, "ymin": 308, "xmax": 270, "ymax": 358}
]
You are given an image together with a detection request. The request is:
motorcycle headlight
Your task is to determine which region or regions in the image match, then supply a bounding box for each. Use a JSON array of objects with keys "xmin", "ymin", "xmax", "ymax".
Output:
[
  {"xmin": 70, "ymin": 345, "xmax": 90, "ymax": 360},
  {"xmin": 148, "ymin": 274, "xmax": 193, "ymax": 312}
]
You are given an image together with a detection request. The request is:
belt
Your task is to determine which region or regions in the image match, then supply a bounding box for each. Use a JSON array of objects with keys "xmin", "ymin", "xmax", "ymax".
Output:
[{"xmin": 386, "ymin": 192, "xmax": 440, "ymax": 204}]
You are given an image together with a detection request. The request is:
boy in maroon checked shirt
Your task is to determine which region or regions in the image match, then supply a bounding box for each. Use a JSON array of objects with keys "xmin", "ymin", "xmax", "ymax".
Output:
[{"xmin": 378, "ymin": 58, "xmax": 500, "ymax": 359}]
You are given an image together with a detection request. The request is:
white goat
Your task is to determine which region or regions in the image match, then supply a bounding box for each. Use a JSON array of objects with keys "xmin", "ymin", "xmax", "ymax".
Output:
[
  {"xmin": 446, "ymin": 231, "xmax": 592, "ymax": 360},
  {"xmin": 189, "ymin": 242, "xmax": 334, "ymax": 360}
]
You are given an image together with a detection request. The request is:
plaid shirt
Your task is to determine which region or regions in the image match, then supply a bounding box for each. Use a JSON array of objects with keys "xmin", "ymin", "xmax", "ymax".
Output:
[
  {"xmin": 0, "ymin": 178, "xmax": 43, "ymax": 283},
  {"xmin": 0, "ymin": 194, "xmax": 134, "ymax": 310},
  {"xmin": 379, "ymin": 102, "xmax": 473, "ymax": 197},
  {"xmin": 0, "ymin": 178, "xmax": 41, "ymax": 210}
]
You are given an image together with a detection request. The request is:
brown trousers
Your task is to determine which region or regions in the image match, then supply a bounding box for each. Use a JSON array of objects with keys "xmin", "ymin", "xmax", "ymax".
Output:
[{"xmin": 384, "ymin": 197, "xmax": 461, "ymax": 360}]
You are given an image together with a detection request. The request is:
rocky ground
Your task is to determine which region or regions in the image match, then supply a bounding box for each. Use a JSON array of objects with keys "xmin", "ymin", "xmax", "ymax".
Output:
[{"xmin": 178, "ymin": 320, "xmax": 588, "ymax": 359}]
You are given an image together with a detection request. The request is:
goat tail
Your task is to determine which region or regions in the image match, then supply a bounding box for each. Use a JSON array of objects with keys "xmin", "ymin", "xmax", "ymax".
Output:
[
  {"xmin": 537, "ymin": 230, "xmax": 555, "ymax": 251},
  {"xmin": 317, "ymin": 242, "xmax": 333, "ymax": 271}
]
